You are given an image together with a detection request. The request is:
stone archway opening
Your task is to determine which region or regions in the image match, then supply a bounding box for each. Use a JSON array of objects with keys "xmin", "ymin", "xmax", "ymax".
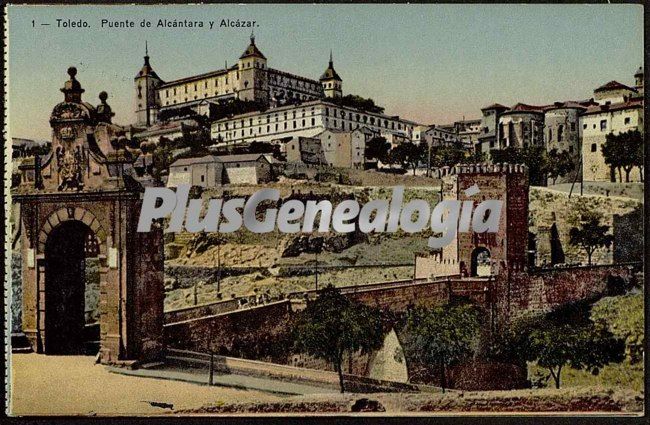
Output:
[
  {"xmin": 471, "ymin": 247, "xmax": 491, "ymax": 277},
  {"xmin": 44, "ymin": 220, "xmax": 100, "ymax": 355}
]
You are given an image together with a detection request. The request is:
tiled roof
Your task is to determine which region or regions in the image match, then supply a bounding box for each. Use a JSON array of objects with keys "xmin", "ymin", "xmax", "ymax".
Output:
[
  {"xmin": 240, "ymin": 36, "xmax": 266, "ymax": 60},
  {"xmin": 481, "ymin": 103, "xmax": 509, "ymax": 111},
  {"xmin": 544, "ymin": 100, "xmax": 595, "ymax": 111},
  {"xmin": 582, "ymin": 98, "xmax": 643, "ymax": 115},
  {"xmin": 170, "ymin": 155, "xmax": 219, "ymax": 167},
  {"xmin": 216, "ymin": 153, "xmax": 267, "ymax": 163},
  {"xmin": 320, "ymin": 56, "xmax": 342, "ymax": 81},
  {"xmin": 509, "ymin": 103, "xmax": 548, "ymax": 112},
  {"xmin": 594, "ymin": 80, "xmax": 637, "ymax": 93},
  {"xmin": 170, "ymin": 153, "xmax": 270, "ymax": 167}
]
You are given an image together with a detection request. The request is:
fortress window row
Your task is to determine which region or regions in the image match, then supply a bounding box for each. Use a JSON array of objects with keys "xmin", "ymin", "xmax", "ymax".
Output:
[{"xmin": 211, "ymin": 103, "xmax": 415, "ymax": 143}]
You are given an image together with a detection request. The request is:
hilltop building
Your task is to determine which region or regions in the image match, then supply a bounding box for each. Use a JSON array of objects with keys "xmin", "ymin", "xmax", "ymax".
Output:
[
  {"xmin": 472, "ymin": 66, "xmax": 643, "ymax": 184},
  {"xmin": 579, "ymin": 74, "xmax": 643, "ymax": 182},
  {"xmin": 496, "ymin": 103, "xmax": 546, "ymax": 149},
  {"xmin": 453, "ymin": 118, "xmax": 482, "ymax": 148},
  {"xmin": 476, "ymin": 103, "xmax": 510, "ymax": 155},
  {"xmin": 167, "ymin": 153, "xmax": 275, "ymax": 187},
  {"xmin": 134, "ymin": 35, "xmax": 344, "ymax": 128},
  {"xmin": 210, "ymin": 99, "xmax": 419, "ymax": 147},
  {"xmin": 284, "ymin": 128, "xmax": 367, "ymax": 168},
  {"xmin": 543, "ymin": 101, "xmax": 588, "ymax": 184}
]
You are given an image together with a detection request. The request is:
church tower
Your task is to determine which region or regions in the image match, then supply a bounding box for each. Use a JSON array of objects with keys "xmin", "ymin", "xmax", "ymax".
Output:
[
  {"xmin": 237, "ymin": 32, "xmax": 268, "ymax": 103},
  {"xmin": 320, "ymin": 52, "xmax": 342, "ymax": 99},
  {"xmin": 134, "ymin": 42, "xmax": 162, "ymax": 127}
]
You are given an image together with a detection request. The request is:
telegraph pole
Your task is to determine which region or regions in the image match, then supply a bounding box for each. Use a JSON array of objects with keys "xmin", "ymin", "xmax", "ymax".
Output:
[
  {"xmin": 216, "ymin": 242, "xmax": 221, "ymax": 294},
  {"xmin": 314, "ymin": 250, "xmax": 319, "ymax": 291}
]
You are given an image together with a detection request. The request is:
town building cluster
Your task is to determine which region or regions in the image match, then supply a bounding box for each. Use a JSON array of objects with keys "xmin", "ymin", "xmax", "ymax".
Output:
[
  {"xmin": 14, "ymin": 36, "xmax": 640, "ymax": 187},
  {"xmin": 130, "ymin": 36, "xmax": 643, "ymax": 186}
]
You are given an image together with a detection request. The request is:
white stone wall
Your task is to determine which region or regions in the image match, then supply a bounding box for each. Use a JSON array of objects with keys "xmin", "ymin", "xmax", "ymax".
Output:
[
  {"xmin": 211, "ymin": 101, "xmax": 418, "ymax": 146},
  {"xmin": 159, "ymin": 68, "xmax": 239, "ymax": 108},
  {"xmin": 167, "ymin": 167, "xmax": 192, "ymax": 187},
  {"xmin": 580, "ymin": 107, "xmax": 643, "ymax": 182},
  {"xmin": 224, "ymin": 164, "xmax": 257, "ymax": 185}
]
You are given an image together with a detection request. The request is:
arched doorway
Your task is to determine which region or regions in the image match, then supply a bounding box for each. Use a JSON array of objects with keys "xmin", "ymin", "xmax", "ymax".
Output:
[
  {"xmin": 44, "ymin": 220, "xmax": 100, "ymax": 354},
  {"xmin": 471, "ymin": 247, "xmax": 491, "ymax": 277}
]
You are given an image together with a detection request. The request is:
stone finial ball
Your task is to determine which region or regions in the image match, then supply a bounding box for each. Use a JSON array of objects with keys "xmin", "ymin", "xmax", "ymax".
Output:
[
  {"xmin": 67, "ymin": 67, "xmax": 77, "ymax": 78},
  {"xmin": 99, "ymin": 91, "xmax": 108, "ymax": 102}
]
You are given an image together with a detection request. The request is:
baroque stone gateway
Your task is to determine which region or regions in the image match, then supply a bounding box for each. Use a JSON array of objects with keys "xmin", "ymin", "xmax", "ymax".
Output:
[{"xmin": 13, "ymin": 68, "xmax": 165, "ymax": 364}]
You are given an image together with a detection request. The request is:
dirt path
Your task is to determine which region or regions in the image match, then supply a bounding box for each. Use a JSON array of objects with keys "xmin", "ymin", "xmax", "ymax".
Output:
[{"xmin": 9, "ymin": 353, "xmax": 282, "ymax": 416}]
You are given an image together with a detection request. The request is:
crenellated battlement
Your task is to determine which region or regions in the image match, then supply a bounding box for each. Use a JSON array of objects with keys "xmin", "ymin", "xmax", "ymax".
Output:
[{"xmin": 434, "ymin": 163, "xmax": 528, "ymax": 179}]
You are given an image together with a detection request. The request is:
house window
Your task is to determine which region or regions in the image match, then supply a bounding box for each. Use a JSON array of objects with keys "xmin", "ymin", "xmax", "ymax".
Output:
[
  {"xmin": 583, "ymin": 123, "xmax": 587, "ymax": 130},
  {"xmin": 624, "ymin": 117, "xmax": 631, "ymax": 125},
  {"xmin": 200, "ymin": 175, "xmax": 205, "ymax": 182},
  {"xmin": 600, "ymin": 120, "xmax": 607, "ymax": 131},
  {"xmin": 591, "ymin": 143, "xmax": 597, "ymax": 152},
  {"xmin": 311, "ymin": 118, "xmax": 315, "ymax": 126}
]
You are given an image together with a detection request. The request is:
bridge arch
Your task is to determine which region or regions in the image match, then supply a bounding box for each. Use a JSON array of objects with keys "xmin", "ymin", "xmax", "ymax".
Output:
[{"xmin": 471, "ymin": 247, "xmax": 491, "ymax": 277}]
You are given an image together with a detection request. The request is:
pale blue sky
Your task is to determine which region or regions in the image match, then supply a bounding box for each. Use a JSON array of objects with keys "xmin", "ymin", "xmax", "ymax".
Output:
[{"xmin": 7, "ymin": 4, "xmax": 643, "ymax": 140}]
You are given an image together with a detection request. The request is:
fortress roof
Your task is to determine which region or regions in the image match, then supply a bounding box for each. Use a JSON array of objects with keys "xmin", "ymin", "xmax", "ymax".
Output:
[
  {"xmin": 240, "ymin": 34, "xmax": 266, "ymax": 60},
  {"xmin": 319, "ymin": 52, "xmax": 342, "ymax": 81}
]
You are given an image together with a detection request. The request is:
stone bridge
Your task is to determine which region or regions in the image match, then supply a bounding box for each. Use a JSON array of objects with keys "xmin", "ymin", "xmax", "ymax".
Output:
[{"xmin": 162, "ymin": 262, "xmax": 638, "ymax": 390}]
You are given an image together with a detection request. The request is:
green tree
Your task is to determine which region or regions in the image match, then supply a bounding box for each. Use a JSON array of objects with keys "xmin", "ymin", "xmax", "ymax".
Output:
[
  {"xmin": 525, "ymin": 318, "xmax": 624, "ymax": 389},
  {"xmin": 602, "ymin": 130, "xmax": 643, "ymax": 182},
  {"xmin": 323, "ymin": 94, "xmax": 385, "ymax": 114},
  {"xmin": 569, "ymin": 213, "xmax": 614, "ymax": 265},
  {"xmin": 182, "ymin": 125, "xmax": 212, "ymax": 155},
  {"xmin": 401, "ymin": 304, "xmax": 481, "ymax": 391},
  {"xmin": 462, "ymin": 149, "xmax": 486, "ymax": 164},
  {"xmin": 391, "ymin": 141, "xmax": 426, "ymax": 175},
  {"xmin": 490, "ymin": 146, "xmax": 547, "ymax": 185},
  {"xmin": 429, "ymin": 145, "xmax": 467, "ymax": 169},
  {"xmin": 146, "ymin": 139, "xmax": 174, "ymax": 182},
  {"xmin": 292, "ymin": 285, "xmax": 385, "ymax": 393},
  {"xmin": 544, "ymin": 148, "xmax": 575, "ymax": 185},
  {"xmin": 365, "ymin": 136, "xmax": 391, "ymax": 164}
]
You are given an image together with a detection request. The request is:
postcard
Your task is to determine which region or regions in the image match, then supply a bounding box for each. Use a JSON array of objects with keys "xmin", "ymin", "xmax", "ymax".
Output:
[{"xmin": 4, "ymin": 3, "xmax": 645, "ymax": 418}]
